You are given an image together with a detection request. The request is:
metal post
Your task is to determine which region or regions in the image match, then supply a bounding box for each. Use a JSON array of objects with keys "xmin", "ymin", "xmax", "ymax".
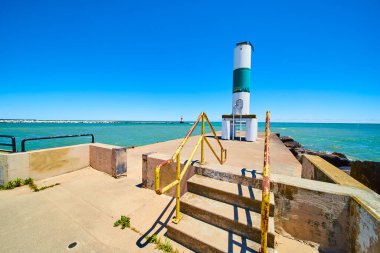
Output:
[
  {"xmin": 232, "ymin": 113, "xmax": 235, "ymax": 140},
  {"xmin": 201, "ymin": 113, "xmax": 205, "ymax": 164},
  {"xmin": 11, "ymin": 137, "xmax": 16, "ymax": 153},
  {"xmin": 240, "ymin": 114, "xmax": 242, "ymax": 141},
  {"xmin": 173, "ymin": 153, "xmax": 182, "ymax": 224},
  {"xmin": 260, "ymin": 111, "xmax": 271, "ymax": 253}
]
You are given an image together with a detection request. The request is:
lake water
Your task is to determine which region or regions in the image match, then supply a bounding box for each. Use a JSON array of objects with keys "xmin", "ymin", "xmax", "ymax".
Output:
[{"xmin": 1, "ymin": 122, "xmax": 379, "ymax": 161}]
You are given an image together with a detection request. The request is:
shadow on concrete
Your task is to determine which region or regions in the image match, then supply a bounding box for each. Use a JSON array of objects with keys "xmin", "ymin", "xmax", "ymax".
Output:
[
  {"xmin": 242, "ymin": 168, "xmax": 260, "ymax": 179},
  {"xmin": 205, "ymin": 135, "xmax": 247, "ymax": 142},
  {"xmin": 205, "ymin": 135, "xmax": 222, "ymax": 140},
  {"xmin": 237, "ymin": 184, "xmax": 253, "ymax": 226},
  {"xmin": 227, "ymin": 184, "xmax": 257, "ymax": 252},
  {"xmin": 228, "ymin": 231, "xmax": 258, "ymax": 253},
  {"xmin": 184, "ymin": 159, "xmax": 200, "ymax": 166},
  {"xmin": 231, "ymin": 136, "xmax": 248, "ymax": 141},
  {"xmin": 136, "ymin": 197, "xmax": 175, "ymax": 248}
]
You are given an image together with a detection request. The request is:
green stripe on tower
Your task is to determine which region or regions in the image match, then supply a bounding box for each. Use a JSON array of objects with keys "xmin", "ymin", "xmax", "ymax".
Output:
[{"xmin": 233, "ymin": 68, "xmax": 251, "ymax": 93}]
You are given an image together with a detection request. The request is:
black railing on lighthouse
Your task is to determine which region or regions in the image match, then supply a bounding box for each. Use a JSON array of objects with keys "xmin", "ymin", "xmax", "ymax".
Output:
[
  {"xmin": 21, "ymin": 134, "xmax": 95, "ymax": 152},
  {"xmin": 0, "ymin": 135, "xmax": 17, "ymax": 153}
]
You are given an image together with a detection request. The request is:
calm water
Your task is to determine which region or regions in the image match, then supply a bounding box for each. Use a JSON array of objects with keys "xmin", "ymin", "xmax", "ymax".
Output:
[{"xmin": 1, "ymin": 122, "xmax": 379, "ymax": 161}]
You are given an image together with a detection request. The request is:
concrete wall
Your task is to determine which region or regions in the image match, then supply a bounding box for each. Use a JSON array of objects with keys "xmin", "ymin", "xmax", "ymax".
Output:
[
  {"xmin": 349, "ymin": 197, "xmax": 380, "ymax": 253},
  {"xmin": 142, "ymin": 152, "xmax": 195, "ymax": 197},
  {"xmin": 302, "ymin": 155, "xmax": 334, "ymax": 183},
  {"xmin": 0, "ymin": 144, "xmax": 89, "ymax": 183},
  {"xmin": 300, "ymin": 154, "xmax": 380, "ymax": 252},
  {"xmin": 273, "ymin": 177, "xmax": 350, "ymax": 252},
  {"xmin": 273, "ymin": 175, "xmax": 380, "ymax": 253},
  {"xmin": 302, "ymin": 154, "xmax": 368, "ymax": 190},
  {"xmin": 29, "ymin": 144, "xmax": 89, "ymax": 180},
  {"xmin": 142, "ymin": 152, "xmax": 380, "ymax": 253},
  {"xmin": 90, "ymin": 143, "xmax": 127, "ymax": 177},
  {"xmin": 112, "ymin": 147, "xmax": 128, "ymax": 176},
  {"xmin": 0, "ymin": 152, "xmax": 30, "ymax": 185},
  {"xmin": 350, "ymin": 161, "xmax": 380, "ymax": 194},
  {"xmin": 0, "ymin": 143, "xmax": 127, "ymax": 183}
]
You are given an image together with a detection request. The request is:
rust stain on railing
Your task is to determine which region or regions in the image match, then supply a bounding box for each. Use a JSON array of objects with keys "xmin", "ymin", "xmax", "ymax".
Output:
[{"xmin": 260, "ymin": 111, "xmax": 271, "ymax": 253}]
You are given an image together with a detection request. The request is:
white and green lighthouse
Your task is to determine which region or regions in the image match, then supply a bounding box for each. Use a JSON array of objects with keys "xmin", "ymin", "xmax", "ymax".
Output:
[
  {"xmin": 222, "ymin": 41, "xmax": 258, "ymax": 142},
  {"xmin": 232, "ymin": 41, "xmax": 253, "ymax": 115}
]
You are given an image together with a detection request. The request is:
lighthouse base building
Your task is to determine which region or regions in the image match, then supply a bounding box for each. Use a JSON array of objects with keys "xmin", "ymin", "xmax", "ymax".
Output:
[
  {"xmin": 221, "ymin": 41, "xmax": 258, "ymax": 142},
  {"xmin": 221, "ymin": 115, "xmax": 257, "ymax": 141}
]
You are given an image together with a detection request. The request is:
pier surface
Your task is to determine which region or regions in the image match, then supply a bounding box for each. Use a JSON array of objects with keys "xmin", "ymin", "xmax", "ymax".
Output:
[
  {"xmin": 0, "ymin": 133, "xmax": 314, "ymax": 253},
  {"xmin": 127, "ymin": 132, "xmax": 302, "ymax": 181}
]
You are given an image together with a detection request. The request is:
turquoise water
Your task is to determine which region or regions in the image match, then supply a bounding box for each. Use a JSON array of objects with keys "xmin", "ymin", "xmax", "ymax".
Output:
[{"xmin": 0, "ymin": 122, "xmax": 379, "ymax": 161}]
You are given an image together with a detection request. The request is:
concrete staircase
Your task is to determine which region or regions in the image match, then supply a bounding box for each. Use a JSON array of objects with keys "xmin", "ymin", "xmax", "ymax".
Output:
[{"xmin": 167, "ymin": 174, "xmax": 276, "ymax": 253}]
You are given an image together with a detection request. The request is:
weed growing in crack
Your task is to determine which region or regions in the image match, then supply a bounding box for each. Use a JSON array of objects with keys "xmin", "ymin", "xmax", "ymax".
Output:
[
  {"xmin": 114, "ymin": 216, "xmax": 131, "ymax": 229},
  {"xmin": 155, "ymin": 238, "xmax": 174, "ymax": 253},
  {"xmin": 0, "ymin": 177, "xmax": 60, "ymax": 192},
  {"xmin": 113, "ymin": 216, "xmax": 181, "ymax": 253}
]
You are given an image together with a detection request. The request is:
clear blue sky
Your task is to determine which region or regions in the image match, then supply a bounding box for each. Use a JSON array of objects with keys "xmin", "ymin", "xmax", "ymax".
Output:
[{"xmin": 1, "ymin": 0, "xmax": 379, "ymax": 122}]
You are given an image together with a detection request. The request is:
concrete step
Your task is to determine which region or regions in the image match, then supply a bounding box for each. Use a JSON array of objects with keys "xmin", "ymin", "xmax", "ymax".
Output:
[
  {"xmin": 188, "ymin": 174, "xmax": 275, "ymax": 216},
  {"xmin": 167, "ymin": 214, "xmax": 275, "ymax": 253},
  {"xmin": 180, "ymin": 192, "xmax": 275, "ymax": 247}
]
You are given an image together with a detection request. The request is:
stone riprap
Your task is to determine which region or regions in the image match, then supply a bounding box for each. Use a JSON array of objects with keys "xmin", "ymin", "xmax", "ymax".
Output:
[{"xmin": 280, "ymin": 135, "xmax": 351, "ymax": 169}]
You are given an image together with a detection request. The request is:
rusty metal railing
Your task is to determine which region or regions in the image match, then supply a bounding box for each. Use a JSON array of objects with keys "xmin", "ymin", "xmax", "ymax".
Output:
[
  {"xmin": 260, "ymin": 111, "xmax": 271, "ymax": 253},
  {"xmin": 155, "ymin": 112, "xmax": 227, "ymax": 224}
]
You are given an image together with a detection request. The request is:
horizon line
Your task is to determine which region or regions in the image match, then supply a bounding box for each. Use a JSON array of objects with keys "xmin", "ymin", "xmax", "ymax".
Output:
[{"xmin": 1, "ymin": 119, "xmax": 380, "ymax": 124}]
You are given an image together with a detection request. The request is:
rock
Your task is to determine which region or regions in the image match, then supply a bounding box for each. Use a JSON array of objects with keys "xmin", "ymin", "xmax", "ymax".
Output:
[
  {"xmin": 280, "ymin": 136, "xmax": 294, "ymax": 143},
  {"xmin": 350, "ymin": 161, "xmax": 380, "ymax": 194},
  {"xmin": 332, "ymin": 152, "xmax": 347, "ymax": 159},
  {"xmin": 319, "ymin": 154, "xmax": 351, "ymax": 168},
  {"xmin": 283, "ymin": 141, "xmax": 302, "ymax": 149},
  {"xmin": 279, "ymin": 135, "xmax": 351, "ymax": 168},
  {"xmin": 339, "ymin": 166, "xmax": 351, "ymax": 175},
  {"xmin": 288, "ymin": 147, "xmax": 305, "ymax": 162},
  {"xmin": 304, "ymin": 150, "xmax": 319, "ymax": 156},
  {"xmin": 293, "ymin": 147, "xmax": 306, "ymax": 153},
  {"xmin": 289, "ymin": 148, "xmax": 298, "ymax": 157}
]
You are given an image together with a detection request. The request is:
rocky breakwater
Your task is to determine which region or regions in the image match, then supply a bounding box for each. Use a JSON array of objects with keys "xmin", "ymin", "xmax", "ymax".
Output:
[
  {"xmin": 280, "ymin": 136, "xmax": 351, "ymax": 171},
  {"xmin": 280, "ymin": 136, "xmax": 380, "ymax": 194}
]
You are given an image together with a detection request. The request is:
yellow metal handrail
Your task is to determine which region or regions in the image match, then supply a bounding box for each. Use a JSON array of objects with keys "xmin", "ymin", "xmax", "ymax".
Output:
[
  {"xmin": 260, "ymin": 111, "xmax": 271, "ymax": 253},
  {"xmin": 155, "ymin": 112, "xmax": 227, "ymax": 223}
]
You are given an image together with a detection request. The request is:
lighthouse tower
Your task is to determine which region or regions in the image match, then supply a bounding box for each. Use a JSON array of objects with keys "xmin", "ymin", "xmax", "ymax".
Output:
[
  {"xmin": 232, "ymin": 41, "xmax": 252, "ymax": 115},
  {"xmin": 221, "ymin": 41, "xmax": 258, "ymax": 142}
]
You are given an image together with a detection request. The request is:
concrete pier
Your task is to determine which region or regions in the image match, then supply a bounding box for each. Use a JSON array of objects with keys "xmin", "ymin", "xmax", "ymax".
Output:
[
  {"xmin": 128, "ymin": 132, "xmax": 302, "ymax": 179},
  {"xmin": 0, "ymin": 132, "xmax": 379, "ymax": 253}
]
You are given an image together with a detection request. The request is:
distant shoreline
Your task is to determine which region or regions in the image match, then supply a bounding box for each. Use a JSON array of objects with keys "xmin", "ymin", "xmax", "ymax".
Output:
[
  {"xmin": 0, "ymin": 120, "xmax": 188, "ymax": 124},
  {"xmin": 1, "ymin": 119, "xmax": 379, "ymax": 124}
]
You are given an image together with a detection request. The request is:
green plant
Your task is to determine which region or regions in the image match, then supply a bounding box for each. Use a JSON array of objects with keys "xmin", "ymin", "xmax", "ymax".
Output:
[
  {"xmin": 155, "ymin": 238, "xmax": 173, "ymax": 253},
  {"xmin": 37, "ymin": 183, "xmax": 60, "ymax": 191},
  {"xmin": 147, "ymin": 234, "xmax": 158, "ymax": 244},
  {"xmin": 1, "ymin": 178, "xmax": 27, "ymax": 190},
  {"xmin": 14, "ymin": 178, "xmax": 23, "ymax": 187},
  {"xmin": 130, "ymin": 227, "xmax": 140, "ymax": 233},
  {"xmin": 114, "ymin": 215, "xmax": 130, "ymax": 229},
  {"xmin": 0, "ymin": 177, "xmax": 59, "ymax": 192},
  {"xmin": 4, "ymin": 181, "xmax": 15, "ymax": 190},
  {"xmin": 27, "ymin": 180, "xmax": 38, "ymax": 192},
  {"xmin": 111, "ymin": 216, "xmax": 180, "ymax": 253},
  {"xmin": 23, "ymin": 178, "xmax": 33, "ymax": 185}
]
